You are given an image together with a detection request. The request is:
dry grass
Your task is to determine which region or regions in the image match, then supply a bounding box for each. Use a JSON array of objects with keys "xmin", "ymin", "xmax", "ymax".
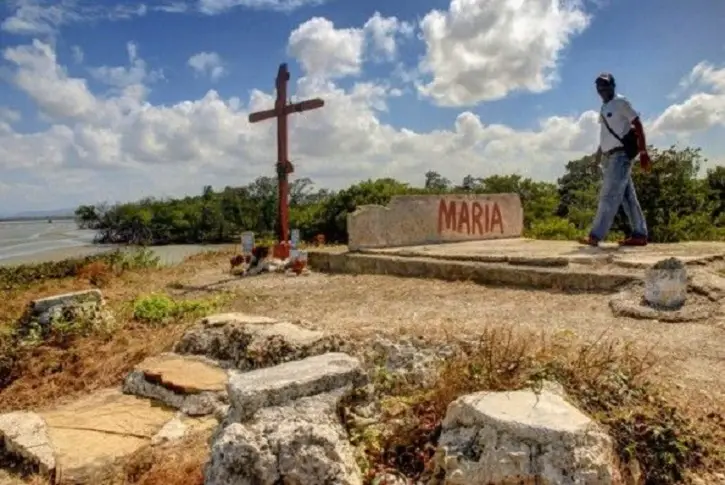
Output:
[
  {"xmin": 346, "ymin": 326, "xmax": 725, "ymax": 484},
  {"xmin": 98, "ymin": 431, "xmax": 210, "ymax": 485},
  {"xmin": 0, "ymin": 248, "xmax": 236, "ymax": 412}
]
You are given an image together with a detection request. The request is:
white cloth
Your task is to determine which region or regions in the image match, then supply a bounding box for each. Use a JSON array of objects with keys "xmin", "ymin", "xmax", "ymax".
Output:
[{"xmin": 598, "ymin": 94, "xmax": 639, "ymax": 152}]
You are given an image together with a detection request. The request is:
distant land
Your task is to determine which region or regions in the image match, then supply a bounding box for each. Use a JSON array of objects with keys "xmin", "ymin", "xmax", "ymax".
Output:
[{"xmin": 0, "ymin": 208, "xmax": 76, "ymax": 221}]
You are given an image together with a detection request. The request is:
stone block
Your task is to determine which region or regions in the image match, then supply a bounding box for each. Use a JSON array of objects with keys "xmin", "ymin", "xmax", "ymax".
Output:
[
  {"xmin": 123, "ymin": 353, "xmax": 229, "ymax": 416},
  {"xmin": 227, "ymin": 352, "xmax": 365, "ymax": 422},
  {"xmin": 430, "ymin": 389, "xmax": 619, "ymax": 485},
  {"xmin": 0, "ymin": 412, "xmax": 55, "ymax": 477},
  {"xmin": 206, "ymin": 390, "xmax": 362, "ymax": 485},
  {"xmin": 347, "ymin": 193, "xmax": 523, "ymax": 250},
  {"xmin": 175, "ymin": 313, "xmax": 345, "ymax": 370},
  {"xmin": 29, "ymin": 289, "xmax": 103, "ymax": 315}
]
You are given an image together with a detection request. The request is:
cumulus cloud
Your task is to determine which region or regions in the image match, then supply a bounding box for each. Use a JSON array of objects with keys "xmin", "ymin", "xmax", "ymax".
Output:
[
  {"xmin": 653, "ymin": 63, "xmax": 725, "ymax": 134},
  {"xmin": 416, "ymin": 0, "xmax": 590, "ymax": 106},
  {"xmin": 188, "ymin": 51, "xmax": 226, "ymax": 82},
  {"xmin": 89, "ymin": 42, "xmax": 164, "ymax": 88},
  {"xmin": 287, "ymin": 12, "xmax": 415, "ymax": 79}
]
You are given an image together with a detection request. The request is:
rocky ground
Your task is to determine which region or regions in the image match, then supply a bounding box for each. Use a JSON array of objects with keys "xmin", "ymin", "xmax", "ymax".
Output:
[{"xmin": 0, "ymin": 249, "xmax": 724, "ymax": 484}]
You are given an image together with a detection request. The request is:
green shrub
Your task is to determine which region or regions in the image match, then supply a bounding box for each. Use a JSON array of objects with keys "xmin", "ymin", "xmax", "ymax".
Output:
[{"xmin": 132, "ymin": 293, "xmax": 228, "ymax": 326}]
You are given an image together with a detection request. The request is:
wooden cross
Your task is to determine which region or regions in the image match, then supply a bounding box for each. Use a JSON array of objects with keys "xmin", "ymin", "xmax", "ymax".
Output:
[{"xmin": 248, "ymin": 63, "xmax": 324, "ymax": 255}]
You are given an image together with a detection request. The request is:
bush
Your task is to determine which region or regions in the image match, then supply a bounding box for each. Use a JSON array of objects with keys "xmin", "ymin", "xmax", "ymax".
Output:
[{"xmin": 132, "ymin": 293, "xmax": 227, "ymax": 326}]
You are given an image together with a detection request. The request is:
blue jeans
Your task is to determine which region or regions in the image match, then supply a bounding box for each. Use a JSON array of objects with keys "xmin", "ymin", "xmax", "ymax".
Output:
[{"xmin": 590, "ymin": 150, "xmax": 648, "ymax": 241}]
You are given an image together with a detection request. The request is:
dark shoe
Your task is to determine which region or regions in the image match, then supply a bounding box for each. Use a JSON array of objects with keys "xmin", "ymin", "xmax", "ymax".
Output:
[
  {"xmin": 578, "ymin": 235, "xmax": 599, "ymax": 246},
  {"xmin": 619, "ymin": 236, "xmax": 648, "ymax": 246}
]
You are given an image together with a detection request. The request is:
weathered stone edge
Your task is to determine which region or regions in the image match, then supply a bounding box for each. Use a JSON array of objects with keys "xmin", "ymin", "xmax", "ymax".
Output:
[{"xmin": 308, "ymin": 251, "xmax": 638, "ymax": 292}]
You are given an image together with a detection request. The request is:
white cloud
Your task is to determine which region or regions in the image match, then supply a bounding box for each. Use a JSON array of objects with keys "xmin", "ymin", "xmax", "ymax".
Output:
[
  {"xmin": 364, "ymin": 12, "xmax": 414, "ymax": 61},
  {"xmin": 416, "ymin": 0, "xmax": 590, "ymax": 107},
  {"xmin": 287, "ymin": 13, "xmax": 414, "ymax": 79},
  {"xmin": 88, "ymin": 42, "xmax": 163, "ymax": 89},
  {"xmin": 1, "ymin": 0, "xmax": 151, "ymax": 36},
  {"xmin": 188, "ymin": 51, "xmax": 226, "ymax": 82},
  {"xmin": 288, "ymin": 17, "xmax": 365, "ymax": 79},
  {"xmin": 196, "ymin": 0, "xmax": 326, "ymax": 14},
  {"xmin": 653, "ymin": 63, "xmax": 725, "ymax": 134}
]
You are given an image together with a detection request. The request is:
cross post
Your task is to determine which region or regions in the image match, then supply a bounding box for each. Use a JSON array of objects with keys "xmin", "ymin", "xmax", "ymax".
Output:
[{"xmin": 248, "ymin": 63, "xmax": 324, "ymax": 258}]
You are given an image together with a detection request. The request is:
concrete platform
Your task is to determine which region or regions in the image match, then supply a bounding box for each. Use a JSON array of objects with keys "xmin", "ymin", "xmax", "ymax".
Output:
[{"xmin": 308, "ymin": 239, "xmax": 725, "ymax": 292}]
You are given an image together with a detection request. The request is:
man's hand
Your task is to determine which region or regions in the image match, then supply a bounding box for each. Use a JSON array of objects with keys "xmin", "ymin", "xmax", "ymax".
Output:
[{"xmin": 639, "ymin": 151, "xmax": 652, "ymax": 172}]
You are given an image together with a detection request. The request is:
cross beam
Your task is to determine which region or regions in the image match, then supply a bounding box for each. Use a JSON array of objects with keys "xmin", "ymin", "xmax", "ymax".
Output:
[{"xmin": 248, "ymin": 63, "xmax": 325, "ymax": 252}]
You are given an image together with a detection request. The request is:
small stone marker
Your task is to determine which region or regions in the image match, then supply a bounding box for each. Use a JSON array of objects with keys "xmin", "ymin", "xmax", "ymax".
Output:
[
  {"xmin": 241, "ymin": 231, "xmax": 255, "ymax": 254},
  {"xmin": 347, "ymin": 193, "xmax": 524, "ymax": 250},
  {"xmin": 644, "ymin": 258, "xmax": 687, "ymax": 309}
]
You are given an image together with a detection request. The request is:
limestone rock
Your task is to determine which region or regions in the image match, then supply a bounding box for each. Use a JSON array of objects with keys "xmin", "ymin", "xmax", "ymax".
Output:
[
  {"xmin": 206, "ymin": 390, "xmax": 362, "ymax": 485},
  {"xmin": 364, "ymin": 335, "xmax": 460, "ymax": 387},
  {"xmin": 644, "ymin": 260, "xmax": 687, "ymax": 309},
  {"xmin": 40, "ymin": 388, "xmax": 176, "ymax": 483},
  {"xmin": 227, "ymin": 352, "xmax": 366, "ymax": 422},
  {"xmin": 30, "ymin": 289, "xmax": 103, "ymax": 315},
  {"xmin": 0, "ymin": 411, "xmax": 55, "ymax": 477},
  {"xmin": 429, "ymin": 389, "xmax": 618, "ymax": 485},
  {"xmin": 123, "ymin": 353, "xmax": 228, "ymax": 416},
  {"xmin": 174, "ymin": 313, "xmax": 345, "ymax": 370},
  {"xmin": 18, "ymin": 289, "xmax": 115, "ymax": 341}
]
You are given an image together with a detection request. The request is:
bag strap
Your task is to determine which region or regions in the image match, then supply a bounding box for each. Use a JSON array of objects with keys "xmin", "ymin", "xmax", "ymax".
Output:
[{"xmin": 600, "ymin": 110, "xmax": 624, "ymax": 144}]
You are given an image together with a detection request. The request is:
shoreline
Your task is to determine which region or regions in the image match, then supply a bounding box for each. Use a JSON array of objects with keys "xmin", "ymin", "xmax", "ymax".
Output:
[{"xmin": 0, "ymin": 243, "xmax": 235, "ymax": 267}]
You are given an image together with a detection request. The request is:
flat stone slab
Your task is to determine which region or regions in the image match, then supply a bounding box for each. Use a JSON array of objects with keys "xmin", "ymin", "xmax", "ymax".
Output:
[
  {"xmin": 363, "ymin": 239, "xmax": 725, "ymax": 268},
  {"xmin": 227, "ymin": 352, "xmax": 365, "ymax": 422},
  {"xmin": 38, "ymin": 388, "xmax": 177, "ymax": 482},
  {"xmin": 136, "ymin": 353, "xmax": 227, "ymax": 393},
  {"xmin": 347, "ymin": 193, "xmax": 523, "ymax": 250},
  {"xmin": 123, "ymin": 353, "xmax": 228, "ymax": 416}
]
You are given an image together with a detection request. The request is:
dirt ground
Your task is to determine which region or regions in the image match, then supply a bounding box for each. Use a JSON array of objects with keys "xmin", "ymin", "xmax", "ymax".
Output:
[{"xmin": 178, "ymin": 261, "xmax": 725, "ymax": 407}]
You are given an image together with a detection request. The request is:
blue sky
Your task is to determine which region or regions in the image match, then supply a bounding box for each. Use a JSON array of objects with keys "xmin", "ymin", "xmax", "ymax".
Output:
[{"xmin": 0, "ymin": 0, "xmax": 724, "ymax": 213}]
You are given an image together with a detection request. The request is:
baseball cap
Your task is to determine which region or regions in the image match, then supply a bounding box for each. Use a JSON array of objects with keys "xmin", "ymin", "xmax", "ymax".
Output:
[{"xmin": 595, "ymin": 72, "xmax": 615, "ymax": 86}]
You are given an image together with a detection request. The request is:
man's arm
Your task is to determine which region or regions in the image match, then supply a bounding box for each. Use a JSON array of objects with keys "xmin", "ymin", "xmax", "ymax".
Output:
[
  {"xmin": 619, "ymin": 98, "xmax": 647, "ymax": 153},
  {"xmin": 619, "ymin": 98, "xmax": 651, "ymax": 170}
]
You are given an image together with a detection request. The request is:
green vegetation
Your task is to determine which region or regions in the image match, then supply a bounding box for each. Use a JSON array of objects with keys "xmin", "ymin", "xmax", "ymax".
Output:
[
  {"xmin": 132, "ymin": 292, "xmax": 230, "ymax": 326},
  {"xmin": 74, "ymin": 145, "xmax": 725, "ymax": 245}
]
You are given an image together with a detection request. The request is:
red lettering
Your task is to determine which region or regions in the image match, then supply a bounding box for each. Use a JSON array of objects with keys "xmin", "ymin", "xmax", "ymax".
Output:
[
  {"xmin": 490, "ymin": 202, "xmax": 504, "ymax": 233},
  {"xmin": 438, "ymin": 199, "xmax": 505, "ymax": 235},
  {"xmin": 484, "ymin": 204, "xmax": 489, "ymax": 233},
  {"xmin": 471, "ymin": 202, "xmax": 483, "ymax": 235},
  {"xmin": 457, "ymin": 201, "xmax": 470, "ymax": 234},
  {"xmin": 438, "ymin": 200, "xmax": 456, "ymax": 233}
]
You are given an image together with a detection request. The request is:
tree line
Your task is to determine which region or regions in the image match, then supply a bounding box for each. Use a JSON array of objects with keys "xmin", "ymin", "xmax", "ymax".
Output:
[{"xmin": 74, "ymin": 145, "xmax": 725, "ymax": 245}]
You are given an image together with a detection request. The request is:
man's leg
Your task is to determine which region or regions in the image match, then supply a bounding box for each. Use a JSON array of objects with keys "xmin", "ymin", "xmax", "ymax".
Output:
[
  {"xmin": 619, "ymin": 175, "xmax": 648, "ymax": 244},
  {"xmin": 586, "ymin": 152, "xmax": 632, "ymax": 243}
]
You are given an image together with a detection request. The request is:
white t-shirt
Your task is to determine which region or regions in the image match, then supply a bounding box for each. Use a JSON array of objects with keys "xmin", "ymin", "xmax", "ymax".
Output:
[{"xmin": 598, "ymin": 94, "xmax": 639, "ymax": 152}]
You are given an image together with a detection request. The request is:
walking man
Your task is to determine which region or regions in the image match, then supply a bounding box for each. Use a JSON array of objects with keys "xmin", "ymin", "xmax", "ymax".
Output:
[{"xmin": 580, "ymin": 73, "xmax": 652, "ymax": 247}]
